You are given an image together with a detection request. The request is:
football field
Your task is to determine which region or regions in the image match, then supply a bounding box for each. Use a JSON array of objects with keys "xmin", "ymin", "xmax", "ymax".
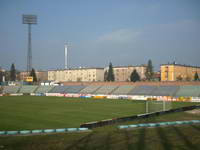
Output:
[
  {"xmin": 0, "ymin": 96, "xmax": 198, "ymax": 130},
  {"xmin": 0, "ymin": 96, "xmax": 147, "ymax": 130},
  {"xmin": 0, "ymin": 96, "xmax": 200, "ymax": 150}
]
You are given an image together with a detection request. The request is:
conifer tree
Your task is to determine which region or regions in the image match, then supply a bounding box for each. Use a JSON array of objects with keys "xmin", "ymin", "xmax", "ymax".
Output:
[
  {"xmin": 106, "ymin": 62, "xmax": 115, "ymax": 82},
  {"xmin": 0, "ymin": 69, "xmax": 3, "ymax": 82},
  {"xmin": 130, "ymin": 69, "xmax": 140, "ymax": 82},
  {"xmin": 30, "ymin": 68, "xmax": 37, "ymax": 82},
  {"xmin": 194, "ymin": 72, "xmax": 199, "ymax": 81},
  {"xmin": 104, "ymin": 70, "xmax": 108, "ymax": 81},
  {"xmin": 145, "ymin": 59, "xmax": 154, "ymax": 81},
  {"xmin": 10, "ymin": 63, "xmax": 16, "ymax": 81}
]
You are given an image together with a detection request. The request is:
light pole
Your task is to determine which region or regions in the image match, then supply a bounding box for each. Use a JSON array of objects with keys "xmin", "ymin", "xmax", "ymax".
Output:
[
  {"xmin": 22, "ymin": 14, "xmax": 37, "ymax": 73},
  {"xmin": 64, "ymin": 41, "xmax": 71, "ymax": 69}
]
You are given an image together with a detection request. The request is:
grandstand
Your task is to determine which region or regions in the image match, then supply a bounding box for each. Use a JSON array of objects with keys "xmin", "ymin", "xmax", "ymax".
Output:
[
  {"xmin": 1, "ymin": 84, "xmax": 200, "ymax": 98},
  {"xmin": 64, "ymin": 85, "xmax": 86, "ymax": 93},
  {"xmin": 19, "ymin": 85, "xmax": 38, "ymax": 93},
  {"xmin": 128, "ymin": 85, "xmax": 157, "ymax": 95},
  {"xmin": 175, "ymin": 85, "xmax": 200, "ymax": 97},
  {"xmin": 79, "ymin": 85, "xmax": 101, "ymax": 94},
  {"xmin": 151, "ymin": 86, "xmax": 179, "ymax": 96},
  {"xmin": 3, "ymin": 86, "xmax": 20, "ymax": 94},
  {"xmin": 111, "ymin": 85, "xmax": 135, "ymax": 95},
  {"xmin": 94, "ymin": 85, "xmax": 119, "ymax": 95},
  {"xmin": 35, "ymin": 86, "xmax": 54, "ymax": 93},
  {"xmin": 48, "ymin": 86, "xmax": 69, "ymax": 93}
]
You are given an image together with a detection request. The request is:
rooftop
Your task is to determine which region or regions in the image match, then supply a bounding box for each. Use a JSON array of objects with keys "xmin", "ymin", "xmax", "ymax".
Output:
[
  {"xmin": 161, "ymin": 63, "xmax": 200, "ymax": 69},
  {"xmin": 113, "ymin": 64, "xmax": 147, "ymax": 68},
  {"xmin": 48, "ymin": 67, "xmax": 104, "ymax": 71}
]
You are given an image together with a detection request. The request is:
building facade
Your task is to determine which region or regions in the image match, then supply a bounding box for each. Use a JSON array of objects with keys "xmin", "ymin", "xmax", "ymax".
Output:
[
  {"xmin": 112, "ymin": 65, "xmax": 147, "ymax": 81},
  {"xmin": 48, "ymin": 68, "xmax": 104, "ymax": 82},
  {"xmin": 161, "ymin": 64, "xmax": 200, "ymax": 81},
  {"xmin": 19, "ymin": 71, "xmax": 48, "ymax": 82},
  {"xmin": 0, "ymin": 68, "xmax": 5, "ymax": 82}
]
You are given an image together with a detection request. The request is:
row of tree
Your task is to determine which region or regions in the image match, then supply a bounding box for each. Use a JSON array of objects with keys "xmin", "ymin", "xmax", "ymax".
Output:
[
  {"xmin": 0, "ymin": 63, "xmax": 37, "ymax": 82},
  {"xmin": 105, "ymin": 60, "xmax": 154, "ymax": 82},
  {"xmin": 105, "ymin": 60, "xmax": 199, "ymax": 82}
]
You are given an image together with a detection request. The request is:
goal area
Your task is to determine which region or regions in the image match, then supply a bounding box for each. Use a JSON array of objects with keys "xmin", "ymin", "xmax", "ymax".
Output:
[{"xmin": 145, "ymin": 100, "xmax": 172, "ymax": 113}]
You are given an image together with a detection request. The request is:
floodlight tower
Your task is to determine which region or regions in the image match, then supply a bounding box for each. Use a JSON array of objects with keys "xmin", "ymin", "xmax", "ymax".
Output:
[
  {"xmin": 22, "ymin": 14, "xmax": 37, "ymax": 73},
  {"xmin": 64, "ymin": 42, "xmax": 70, "ymax": 69}
]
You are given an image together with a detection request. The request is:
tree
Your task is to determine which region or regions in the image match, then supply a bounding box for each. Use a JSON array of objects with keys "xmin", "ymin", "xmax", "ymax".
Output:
[
  {"xmin": 0, "ymin": 68, "xmax": 3, "ymax": 82},
  {"xmin": 5, "ymin": 71, "xmax": 10, "ymax": 81},
  {"xmin": 106, "ymin": 62, "xmax": 115, "ymax": 82},
  {"xmin": 145, "ymin": 59, "xmax": 154, "ymax": 81},
  {"xmin": 104, "ymin": 70, "xmax": 108, "ymax": 81},
  {"xmin": 30, "ymin": 68, "xmax": 37, "ymax": 82},
  {"xmin": 194, "ymin": 72, "xmax": 199, "ymax": 81},
  {"xmin": 185, "ymin": 76, "xmax": 191, "ymax": 81},
  {"xmin": 176, "ymin": 75, "xmax": 183, "ymax": 81},
  {"xmin": 130, "ymin": 69, "xmax": 140, "ymax": 82},
  {"xmin": 10, "ymin": 63, "xmax": 16, "ymax": 81}
]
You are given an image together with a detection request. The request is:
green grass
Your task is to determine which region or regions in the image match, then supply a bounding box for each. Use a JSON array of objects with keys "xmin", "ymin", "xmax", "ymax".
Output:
[
  {"xmin": 0, "ymin": 96, "xmax": 199, "ymax": 130},
  {"xmin": 0, "ymin": 96, "xmax": 200, "ymax": 150},
  {"xmin": 0, "ymin": 96, "xmax": 147, "ymax": 130},
  {"xmin": 0, "ymin": 112, "xmax": 200, "ymax": 150}
]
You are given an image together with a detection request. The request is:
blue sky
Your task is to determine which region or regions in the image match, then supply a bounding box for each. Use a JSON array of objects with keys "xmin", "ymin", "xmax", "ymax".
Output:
[{"xmin": 0, "ymin": 0, "xmax": 200, "ymax": 71}]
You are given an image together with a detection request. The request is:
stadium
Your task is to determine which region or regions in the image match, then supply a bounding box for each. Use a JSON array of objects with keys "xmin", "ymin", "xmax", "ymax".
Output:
[
  {"xmin": 1, "ymin": 1, "xmax": 200, "ymax": 150},
  {"xmin": 0, "ymin": 82, "xmax": 200, "ymax": 150}
]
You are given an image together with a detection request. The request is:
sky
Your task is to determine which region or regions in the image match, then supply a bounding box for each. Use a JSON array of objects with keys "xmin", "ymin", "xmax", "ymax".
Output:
[{"xmin": 0, "ymin": 0, "xmax": 200, "ymax": 71}]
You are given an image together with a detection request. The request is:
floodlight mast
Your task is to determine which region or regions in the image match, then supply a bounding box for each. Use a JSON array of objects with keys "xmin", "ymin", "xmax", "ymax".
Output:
[
  {"xmin": 64, "ymin": 42, "xmax": 70, "ymax": 69},
  {"xmin": 22, "ymin": 14, "xmax": 37, "ymax": 73},
  {"xmin": 64, "ymin": 43, "xmax": 68, "ymax": 69}
]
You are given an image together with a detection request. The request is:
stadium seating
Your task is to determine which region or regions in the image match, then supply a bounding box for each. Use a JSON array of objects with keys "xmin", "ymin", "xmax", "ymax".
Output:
[
  {"xmin": 151, "ymin": 86, "xmax": 179, "ymax": 96},
  {"xmin": 128, "ymin": 85, "xmax": 157, "ymax": 95},
  {"xmin": 19, "ymin": 85, "xmax": 38, "ymax": 93},
  {"xmin": 79, "ymin": 85, "xmax": 101, "ymax": 94},
  {"xmin": 2, "ymin": 86, "xmax": 20, "ymax": 94},
  {"xmin": 111, "ymin": 85, "xmax": 135, "ymax": 95},
  {"xmin": 48, "ymin": 86, "xmax": 69, "ymax": 93},
  {"xmin": 63, "ymin": 85, "xmax": 86, "ymax": 93},
  {"xmin": 175, "ymin": 86, "xmax": 200, "ymax": 97},
  {"xmin": 35, "ymin": 86, "xmax": 54, "ymax": 93},
  {"xmin": 94, "ymin": 85, "xmax": 119, "ymax": 95},
  {"xmin": 1, "ymin": 84, "xmax": 200, "ymax": 97}
]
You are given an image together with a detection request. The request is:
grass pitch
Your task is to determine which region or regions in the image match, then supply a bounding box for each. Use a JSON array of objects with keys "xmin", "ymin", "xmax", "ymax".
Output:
[
  {"xmin": 0, "ymin": 96, "xmax": 200, "ymax": 150},
  {"xmin": 0, "ymin": 96, "xmax": 198, "ymax": 130},
  {"xmin": 0, "ymin": 96, "xmax": 147, "ymax": 130}
]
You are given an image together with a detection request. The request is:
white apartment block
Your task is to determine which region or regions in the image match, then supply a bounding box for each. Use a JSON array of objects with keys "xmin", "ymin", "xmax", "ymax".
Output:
[
  {"xmin": 113, "ymin": 65, "xmax": 147, "ymax": 81},
  {"xmin": 48, "ymin": 68, "xmax": 104, "ymax": 82}
]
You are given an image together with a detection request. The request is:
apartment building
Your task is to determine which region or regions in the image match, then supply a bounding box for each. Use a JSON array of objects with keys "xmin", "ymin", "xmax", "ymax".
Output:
[
  {"xmin": 112, "ymin": 65, "xmax": 147, "ymax": 81},
  {"xmin": 19, "ymin": 71, "xmax": 48, "ymax": 81},
  {"xmin": 48, "ymin": 68, "xmax": 104, "ymax": 82},
  {"xmin": 161, "ymin": 64, "xmax": 200, "ymax": 81}
]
